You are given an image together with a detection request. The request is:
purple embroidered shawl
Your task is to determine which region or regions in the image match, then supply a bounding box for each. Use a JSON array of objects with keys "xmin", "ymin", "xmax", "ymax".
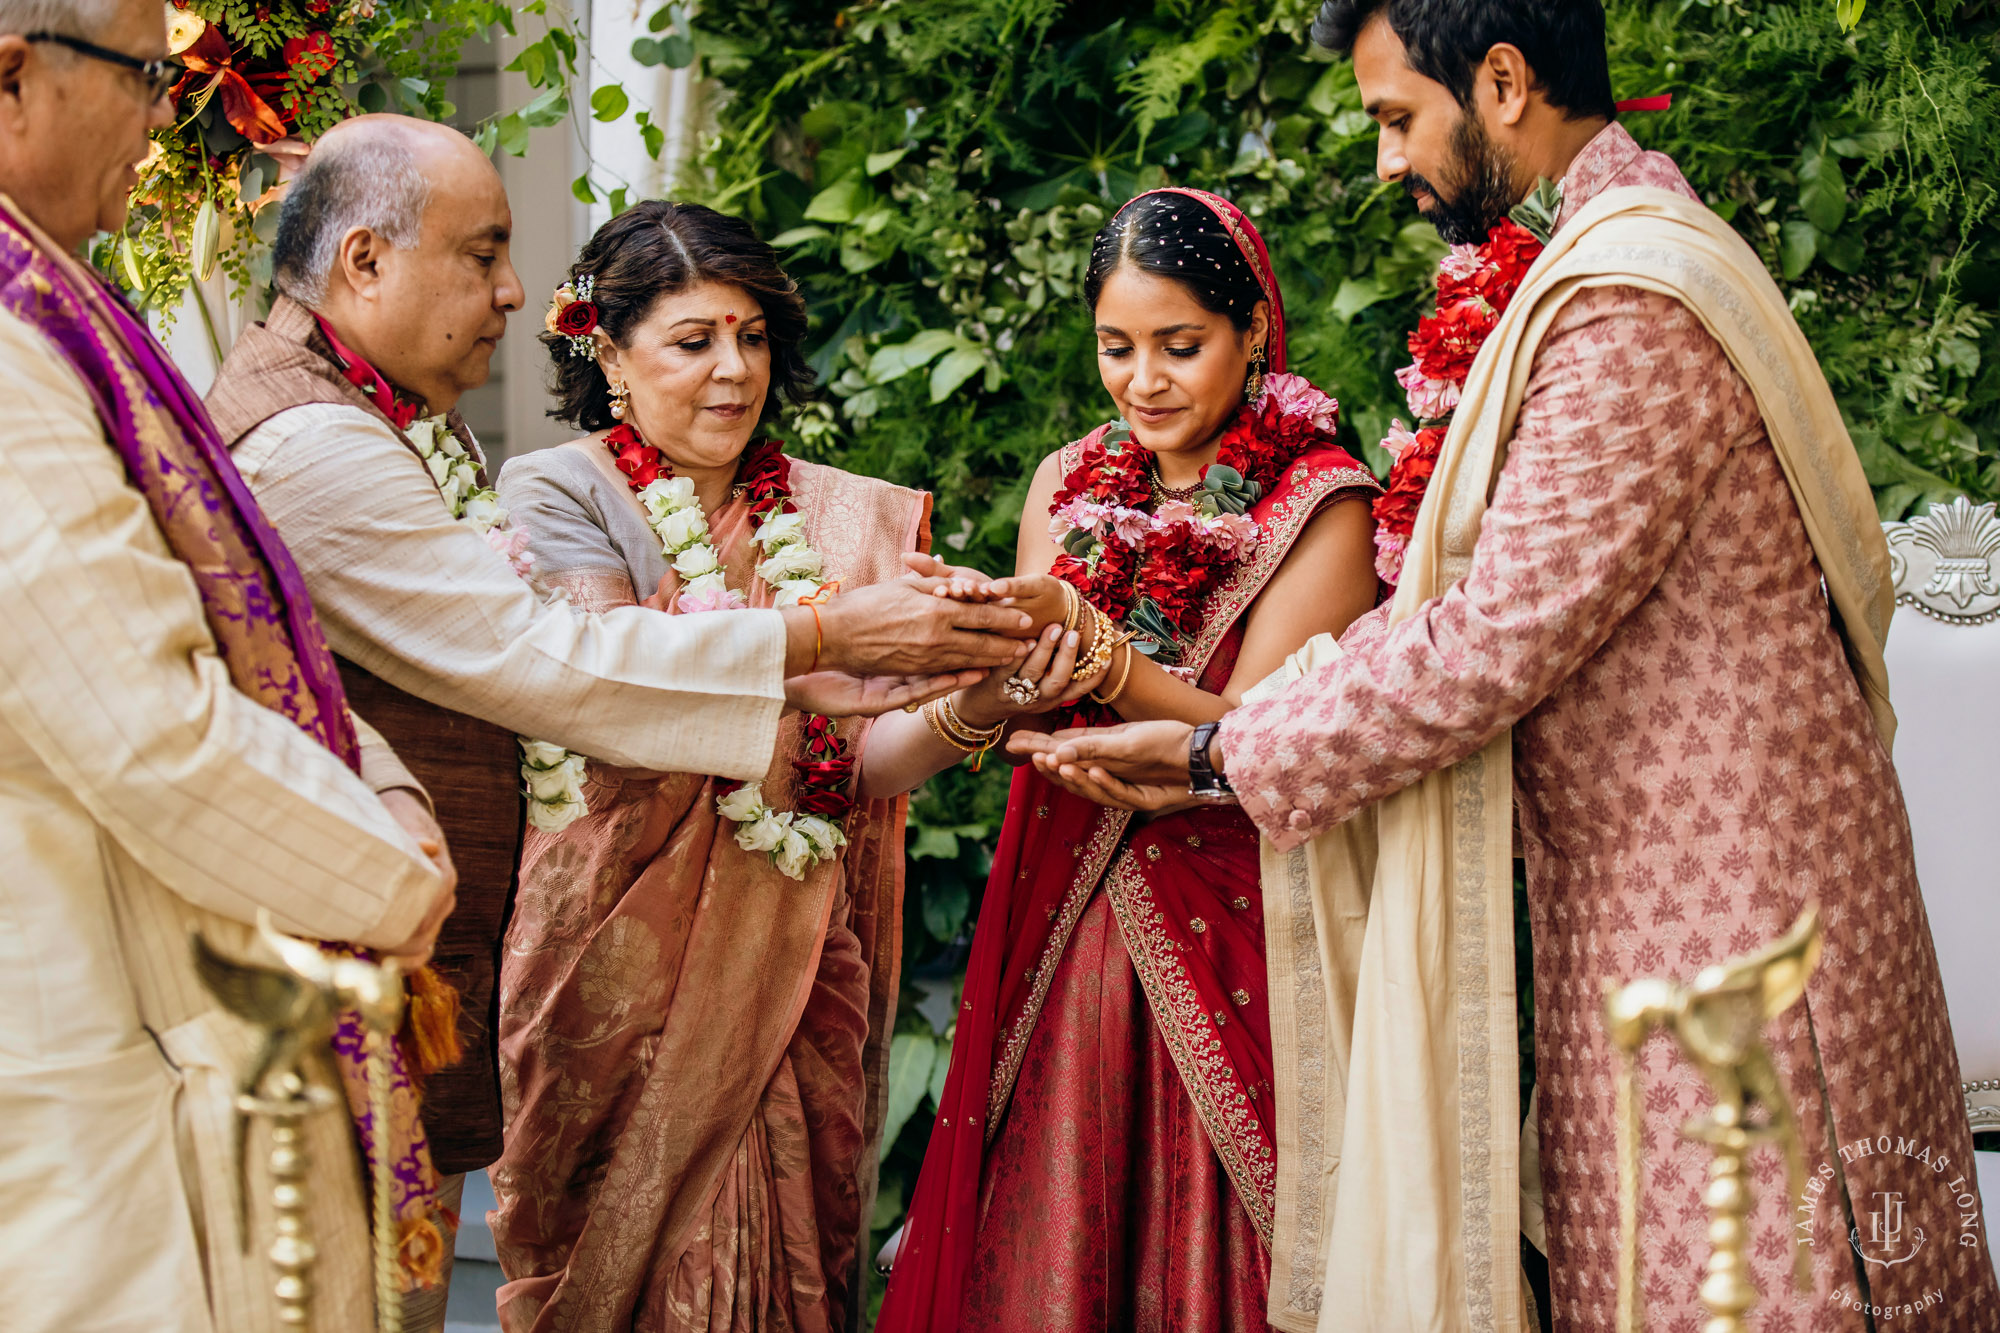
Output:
[{"xmin": 0, "ymin": 199, "xmax": 445, "ymax": 1288}]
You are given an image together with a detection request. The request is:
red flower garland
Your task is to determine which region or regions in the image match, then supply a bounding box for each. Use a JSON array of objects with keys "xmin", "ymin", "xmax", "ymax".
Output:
[
  {"xmin": 1373, "ymin": 218, "xmax": 1544, "ymax": 586},
  {"xmin": 1048, "ymin": 389, "xmax": 1336, "ymax": 639},
  {"xmin": 601, "ymin": 426, "xmax": 853, "ymax": 818}
]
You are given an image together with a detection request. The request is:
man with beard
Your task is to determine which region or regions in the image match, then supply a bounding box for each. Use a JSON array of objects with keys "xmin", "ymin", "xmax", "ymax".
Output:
[{"xmin": 1012, "ymin": 1, "xmax": 1998, "ymax": 1330}]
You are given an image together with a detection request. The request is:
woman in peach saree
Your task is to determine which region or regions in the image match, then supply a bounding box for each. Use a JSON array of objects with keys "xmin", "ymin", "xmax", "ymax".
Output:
[{"xmin": 488, "ymin": 202, "xmax": 928, "ymax": 1333}]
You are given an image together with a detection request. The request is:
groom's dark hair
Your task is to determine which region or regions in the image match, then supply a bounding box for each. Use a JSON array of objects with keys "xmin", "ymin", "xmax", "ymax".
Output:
[{"xmin": 1311, "ymin": 0, "xmax": 1617, "ymax": 123}]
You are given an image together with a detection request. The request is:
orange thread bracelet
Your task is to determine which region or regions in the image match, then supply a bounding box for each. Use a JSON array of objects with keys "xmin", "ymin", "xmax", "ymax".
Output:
[{"xmin": 798, "ymin": 580, "xmax": 841, "ymax": 674}]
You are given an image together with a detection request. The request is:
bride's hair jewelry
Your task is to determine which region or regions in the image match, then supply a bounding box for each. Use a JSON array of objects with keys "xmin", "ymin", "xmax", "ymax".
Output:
[
  {"xmin": 1085, "ymin": 190, "xmax": 1271, "ymax": 335},
  {"xmin": 543, "ymin": 200, "xmax": 814, "ymax": 434}
]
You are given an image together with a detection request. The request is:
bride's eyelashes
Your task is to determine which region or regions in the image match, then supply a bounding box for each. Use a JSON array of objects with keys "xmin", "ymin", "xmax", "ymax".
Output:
[{"xmin": 1098, "ymin": 343, "xmax": 1205, "ymax": 360}]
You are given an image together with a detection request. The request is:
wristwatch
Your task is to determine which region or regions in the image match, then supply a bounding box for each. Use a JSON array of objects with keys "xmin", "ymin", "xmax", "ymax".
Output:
[{"xmin": 1187, "ymin": 721, "xmax": 1235, "ymax": 801}]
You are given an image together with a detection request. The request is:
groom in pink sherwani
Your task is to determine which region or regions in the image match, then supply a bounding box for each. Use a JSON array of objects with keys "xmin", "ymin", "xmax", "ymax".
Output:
[{"xmin": 1017, "ymin": 1, "xmax": 1998, "ymax": 1329}]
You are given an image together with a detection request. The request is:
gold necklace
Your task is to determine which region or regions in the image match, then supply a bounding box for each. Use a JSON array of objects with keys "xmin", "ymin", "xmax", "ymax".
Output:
[{"xmin": 1148, "ymin": 457, "xmax": 1204, "ymax": 503}]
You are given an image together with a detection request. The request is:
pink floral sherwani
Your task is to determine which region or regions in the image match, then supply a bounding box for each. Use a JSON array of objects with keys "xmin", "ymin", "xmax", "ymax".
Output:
[{"xmin": 1219, "ymin": 124, "xmax": 2000, "ymax": 1331}]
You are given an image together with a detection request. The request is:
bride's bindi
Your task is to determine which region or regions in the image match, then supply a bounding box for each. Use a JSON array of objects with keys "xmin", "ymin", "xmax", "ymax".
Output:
[{"xmin": 725, "ymin": 311, "xmax": 737, "ymax": 324}]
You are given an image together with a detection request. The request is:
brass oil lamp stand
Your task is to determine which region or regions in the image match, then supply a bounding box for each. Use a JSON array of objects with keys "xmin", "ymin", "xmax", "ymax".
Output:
[
  {"xmin": 1602, "ymin": 906, "xmax": 1823, "ymax": 1333},
  {"xmin": 194, "ymin": 911, "xmax": 408, "ymax": 1333}
]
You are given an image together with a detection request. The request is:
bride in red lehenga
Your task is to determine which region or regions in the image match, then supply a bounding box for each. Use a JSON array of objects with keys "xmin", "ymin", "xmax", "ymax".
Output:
[{"xmin": 872, "ymin": 190, "xmax": 1382, "ymax": 1332}]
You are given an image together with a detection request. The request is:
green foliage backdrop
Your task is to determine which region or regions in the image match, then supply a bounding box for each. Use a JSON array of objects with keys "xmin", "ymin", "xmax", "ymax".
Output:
[{"xmin": 662, "ymin": 0, "xmax": 1999, "ymax": 1308}]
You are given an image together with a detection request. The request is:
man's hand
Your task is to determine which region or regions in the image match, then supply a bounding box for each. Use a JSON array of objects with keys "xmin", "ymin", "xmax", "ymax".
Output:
[
  {"xmin": 1006, "ymin": 719, "xmax": 1201, "ymax": 811},
  {"xmin": 786, "ymin": 669, "xmax": 987, "ymax": 718},
  {"xmin": 803, "ymin": 579, "xmax": 1035, "ymax": 677},
  {"xmin": 378, "ymin": 787, "xmax": 456, "ymax": 967}
]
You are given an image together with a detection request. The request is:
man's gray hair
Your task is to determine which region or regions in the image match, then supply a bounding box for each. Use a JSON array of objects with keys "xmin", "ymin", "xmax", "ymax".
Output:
[
  {"xmin": 0, "ymin": 0, "xmax": 123, "ymax": 38},
  {"xmin": 271, "ymin": 134, "xmax": 432, "ymax": 306}
]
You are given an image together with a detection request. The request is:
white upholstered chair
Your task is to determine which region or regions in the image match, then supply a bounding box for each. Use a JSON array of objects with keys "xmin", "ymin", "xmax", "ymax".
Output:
[{"xmin": 1880, "ymin": 496, "xmax": 2000, "ymax": 1281}]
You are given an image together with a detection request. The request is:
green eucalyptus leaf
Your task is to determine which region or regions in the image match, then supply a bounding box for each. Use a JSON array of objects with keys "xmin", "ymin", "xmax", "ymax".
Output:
[
  {"xmin": 660, "ymin": 34, "xmax": 695, "ymax": 68},
  {"xmin": 630, "ymin": 35, "xmax": 664, "ymax": 65}
]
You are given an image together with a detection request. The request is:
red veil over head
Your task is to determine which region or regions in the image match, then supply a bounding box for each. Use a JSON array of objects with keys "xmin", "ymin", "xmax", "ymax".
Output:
[{"xmin": 1110, "ymin": 186, "xmax": 1289, "ymax": 374}]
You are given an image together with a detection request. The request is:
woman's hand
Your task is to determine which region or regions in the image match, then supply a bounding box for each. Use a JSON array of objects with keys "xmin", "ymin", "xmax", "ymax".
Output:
[
  {"xmin": 953, "ymin": 620, "xmax": 1111, "ymax": 731},
  {"xmin": 1007, "ymin": 721, "xmax": 1199, "ymax": 812}
]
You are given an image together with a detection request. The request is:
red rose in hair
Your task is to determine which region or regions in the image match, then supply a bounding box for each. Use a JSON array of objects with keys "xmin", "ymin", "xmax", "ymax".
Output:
[{"xmin": 555, "ymin": 300, "xmax": 598, "ymax": 338}]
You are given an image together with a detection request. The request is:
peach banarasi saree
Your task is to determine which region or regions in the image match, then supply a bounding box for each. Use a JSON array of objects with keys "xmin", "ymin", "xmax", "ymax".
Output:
[{"xmin": 490, "ymin": 455, "xmax": 927, "ymax": 1332}]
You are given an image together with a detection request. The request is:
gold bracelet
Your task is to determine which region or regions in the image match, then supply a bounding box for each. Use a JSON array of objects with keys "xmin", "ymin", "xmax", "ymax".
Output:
[
  {"xmin": 1058, "ymin": 577, "xmax": 1082, "ymax": 636},
  {"xmin": 1090, "ymin": 639, "xmax": 1138, "ymax": 706},
  {"xmin": 1073, "ymin": 604, "xmax": 1120, "ymax": 683},
  {"xmin": 923, "ymin": 698, "xmax": 982, "ymax": 753},
  {"xmin": 940, "ymin": 694, "xmax": 1004, "ymax": 747}
]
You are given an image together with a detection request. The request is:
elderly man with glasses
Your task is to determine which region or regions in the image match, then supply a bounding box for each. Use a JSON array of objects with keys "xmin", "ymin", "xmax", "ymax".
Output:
[{"xmin": 0, "ymin": 3, "xmax": 463, "ymax": 1332}]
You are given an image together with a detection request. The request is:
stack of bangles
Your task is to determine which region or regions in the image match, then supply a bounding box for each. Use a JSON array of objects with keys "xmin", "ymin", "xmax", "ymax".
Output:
[
  {"xmin": 923, "ymin": 694, "xmax": 1005, "ymax": 769},
  {"xmin": 1055, "ymin": 580, "xmax": 1141, "ymax": 708}
]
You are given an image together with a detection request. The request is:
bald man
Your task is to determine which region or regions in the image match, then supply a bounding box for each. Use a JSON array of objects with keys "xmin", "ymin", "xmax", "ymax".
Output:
[{"xmin": 206, "ymin": 116, "xmax": 1029, "ymax": 1328}]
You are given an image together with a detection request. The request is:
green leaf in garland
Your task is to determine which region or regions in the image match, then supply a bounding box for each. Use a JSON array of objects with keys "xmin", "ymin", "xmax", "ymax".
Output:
[
  {"xmin": 1127, "ymin": 597, "xmax": 1182, "ymax": 666},
  {"xmin": 1201, "ymin": 464, "xmax": 1260, "ymax": 515},
  {"xmin": 1509, "ymin": 177, "xmax": 1563, "ymax": 244}
]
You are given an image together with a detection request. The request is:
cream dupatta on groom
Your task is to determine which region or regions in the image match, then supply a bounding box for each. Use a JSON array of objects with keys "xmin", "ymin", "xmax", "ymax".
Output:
[{"xmin": 1255, "ymin": 181, "xmax": 1899, "ymax": 1333}]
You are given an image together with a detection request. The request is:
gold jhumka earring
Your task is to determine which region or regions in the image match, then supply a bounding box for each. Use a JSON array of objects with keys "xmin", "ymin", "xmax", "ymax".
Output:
[{"xmin": 1244, "ymin": 345, "xmax": 1267, "ymax": 402}]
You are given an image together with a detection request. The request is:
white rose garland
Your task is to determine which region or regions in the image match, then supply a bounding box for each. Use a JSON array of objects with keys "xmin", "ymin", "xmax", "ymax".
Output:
[
  {"xmin": 633, "ymin": 468, "xmax": 845, "ymax": 878},
  {"xmin": 406, "ymin": 413, "xmax": 587, "ymax": 832}
]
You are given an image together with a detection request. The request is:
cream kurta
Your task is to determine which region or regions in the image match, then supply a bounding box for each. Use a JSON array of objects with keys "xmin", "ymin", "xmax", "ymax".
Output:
[
  {"xmin": 232, "ymin": 403, "xmax": 788, "ymax": 774},
  {"xmin": 0, "ymin": 305, "xmax": 449, "ymax": 1332}
]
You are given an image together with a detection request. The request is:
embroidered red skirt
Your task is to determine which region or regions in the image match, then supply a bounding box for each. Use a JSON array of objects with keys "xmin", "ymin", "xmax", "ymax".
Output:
[{"xmin": 958, "ymin": 875, "xmax": 1273, "ymax": 1332}]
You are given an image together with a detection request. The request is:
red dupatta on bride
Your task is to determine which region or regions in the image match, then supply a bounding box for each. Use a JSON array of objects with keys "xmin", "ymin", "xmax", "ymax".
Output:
[{"xmin": 879, "ymin": 190, "xmax": 1380, "ymax": 1333}]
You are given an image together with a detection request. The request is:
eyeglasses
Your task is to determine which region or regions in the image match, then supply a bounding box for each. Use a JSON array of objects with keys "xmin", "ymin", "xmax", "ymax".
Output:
[{"xmin": 24, "ymin": 32, "xmax": 182, "ymax": 102}]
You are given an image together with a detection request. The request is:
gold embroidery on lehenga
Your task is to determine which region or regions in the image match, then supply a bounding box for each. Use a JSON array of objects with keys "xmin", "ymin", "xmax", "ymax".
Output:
[
  {"xmin": 1103, "ymin": 853, "xmax": 1277, "ymax": 1242},
  {"xmin": 981, "ymin": 453, "xmax": 1379, "ymax": 1145}
]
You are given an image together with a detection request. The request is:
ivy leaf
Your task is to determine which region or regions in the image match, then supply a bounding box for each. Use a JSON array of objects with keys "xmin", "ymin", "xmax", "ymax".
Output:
[
  {"xmin": 590, "ymin": 84, "xmax": 629, "ymax": 122},
  {"xmin": 636, "ymin": 110, "xmax": 664, "ymax": 159},
  {"xmin": 511, "ymin": 41, "xmax": 546, "ymax": 85},
  {"xmin": 930, "ymin": 347, "xmax": 986, "ymax": 403},
  {"xmin": 1798, "ymin": 142, "xmax": 1847, "ymax": 233},
  {"xmin": 803, "ymin": 175, "xmax": 864, "ymax": 223},
  {"xmin": 471, "ymin": 122, "xmax": 499, "ymax": 156},
  {"xmin": 648, "ymin": 4, "xmax": 675, "ymax": 32},
  {"xmin": 608, "ymin": 187, "xmax": 630, "ymax": 217},
  {"xmin": 495, "ymin": 112, "xmax": 529, "ymax": 157},
  {"xmin": 571, "ymin": 174, "xmax": 596, "ymax": 204},
  {"xmin": 517, "ymin": 86, "xmax": 568, "ymax": 129},
  {"xmin": 1779, "ymin": 220, "xmax": 1817, "ymax": 280}
]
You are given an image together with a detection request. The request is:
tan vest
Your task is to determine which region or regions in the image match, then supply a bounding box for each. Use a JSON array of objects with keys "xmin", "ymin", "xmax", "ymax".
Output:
[{"xmin": 208, "ymin": 297, "xmax": 518, "ymax": 1173}]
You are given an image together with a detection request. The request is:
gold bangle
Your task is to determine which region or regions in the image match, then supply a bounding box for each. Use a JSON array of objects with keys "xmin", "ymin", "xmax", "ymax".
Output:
[
  {"xmin": 1074, "ymin": 604, "xmax": 1120, "ymax": 683},
  {"xmin": 940, "ymin": 694, "xmax": 1004, "ymax": 747},
  {"xmin": 922, "ymin": 698, "xmax": 983, "ymax": 753},
  {"xmin": 1058, "ymin": 578, "xmax": 1082, "ymax": 636},
  {"xmin": 1090, "ymin": 639, "xmax": 1138, "ymax": 706}
]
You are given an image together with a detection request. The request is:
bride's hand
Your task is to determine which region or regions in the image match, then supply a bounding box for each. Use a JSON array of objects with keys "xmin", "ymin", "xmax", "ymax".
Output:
[
  {"xmin": 953, "ymin": 620, "xmax": 1113, "ymax": 730},
  {"xmin": 902, "ymin": 552, "xmax": 1013, "ymax": 603}
]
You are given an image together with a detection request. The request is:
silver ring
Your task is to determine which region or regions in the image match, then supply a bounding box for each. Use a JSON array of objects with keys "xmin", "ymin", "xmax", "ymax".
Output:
[{"xmin": 1001, "ymin": 675, "xmax": 1040, "ymax": 707}]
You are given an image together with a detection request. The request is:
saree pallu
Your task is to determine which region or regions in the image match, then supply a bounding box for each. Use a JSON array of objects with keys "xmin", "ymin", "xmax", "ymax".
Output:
[
  {"xmin": 492, "ymin": 462, "xmax": 923, "ymax": 1333},
  {"xmin": 879, "ymin": 444, "xmax": 1379, "ymax": 1333}
]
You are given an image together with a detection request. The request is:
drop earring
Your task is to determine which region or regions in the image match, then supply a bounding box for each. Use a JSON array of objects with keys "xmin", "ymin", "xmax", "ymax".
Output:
[
  {"xmin": 1244, "ymin": 345, "xmax": 1267, "ymax": 403},
  {"xmin": 608, "ymin": 378, "xmax": 630, "ymax": 421}
]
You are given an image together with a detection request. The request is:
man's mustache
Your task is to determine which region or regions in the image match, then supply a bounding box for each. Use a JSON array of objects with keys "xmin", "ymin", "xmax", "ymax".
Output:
[{"xmin": 1404, "ymin": 173, "xmax": 1440, "ymax": 202}]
